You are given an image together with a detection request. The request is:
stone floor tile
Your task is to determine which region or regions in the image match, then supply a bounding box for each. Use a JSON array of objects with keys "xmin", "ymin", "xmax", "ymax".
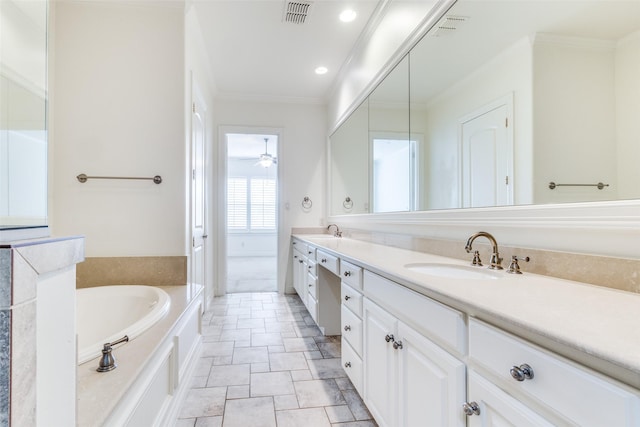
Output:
[
  {"xmin": 207, "ymin": 364, "xmax": 250, "ymax": 387},
  {"xmin": 201, "ymin": 341, "xmax": 234, "ymax": 358},
  {"xmin": 212, "ymin": 356, "xmax": 233, "ymax": 366},
  {"xmin": 226, "ymin": 307, "xmax": 251, "ymax": 316},
  {"xmin": 176, "ymin": 418, "xmax": 195, "ymax": 427},
  {"xmin": 290, "ymin": 369, "xmax": 313, "ymax": 382},
  {"xmin": 317, "ymin": 342, "xmax": 341, "ymax": 358},
  {"xmin": 308, "ymin": 358, "xmax": 347, "ymax": 380},
  {"xmin": 251, "ymin": 371, "xmax": 295, "ymax": 397},
  {"xmin": 304, "ymin": 350, "xmax": 325, "ymax": 360},
  {"xmin": 273, "ymin": 394, "xmax": 299, "ymax": 411},
  {"xmin": 251, "ymin": 332, "xmax": 283, "ymax": 347},
  {"xmin": 219, "ymin": 329, "xmax": 251, "ymax": 342},
  {"xmin": 335, "ymin": 377, "xmax": 355, "ymax": 391},
  {"xmin": 283, "ymin": 337, "xmax": 319, "ymax": 352},
  {"xmin": 190, "ymin": 376, "xmax": 208, "ymax": 389},
  {"xmin": 232, "ymin": 346, "xmax": 269, "ymax": 364},
  {"xmin": 325, "ymin": 405, "xmax": 356, "ymax": 423},
  {"xmin": 294, "ymin": 325, "xmax": 322, "ymax": 337},
  {"xmin": 269, "ymin": 352, "xmax": 308, "ymax": 371},
  {"xmin": 251, "ymin": 362, "xmax": 270, "ymax": 373},
  {"xmin": 268, "ymin": 345, "xmax": 286, "ymax": 353},
  {"xmin": 222, "ymin": 397, "xmax": 276, "ymax": 427},
  {"xmin": 194, "ymin": 357, "xmax": 214, "ymax": 377},
  {"xmin": 251, "ymin": 309, "xmax": 277, "ymax": 319},
  {"xmin": 237, "ymin": 318, "xmax": 265, "ymax": 329},
  {"xmin": 294, "ymin": 379, "xmax": 346, "ymax": 408},
  {"xmin": 264, "ymin": 321, "xmax": 295, "ymax": 334},
  {"xmin": 234, "ymin": 340, "xmax": 251, "ymax": 348},
  {"xmin": 195, "ymin": 416, "xmax": 223, "ymax": 427},
  {"xmin": 178, "ymin": 387, "xmax": 227, "ymax": 418},
  {"xmin": 331, "ymin": 421, "xmax": 378, "ymax": 427},
  {"xmin": 275, "ymin": 407, "xmax": 331, "ymax": 427},
  {"xmin": 342, "ymin": 389, "xmax": 373, "ymax": 421},
  {"xmin": 227, "ymin": 385, "xmax": 250, "ymax": 400}
]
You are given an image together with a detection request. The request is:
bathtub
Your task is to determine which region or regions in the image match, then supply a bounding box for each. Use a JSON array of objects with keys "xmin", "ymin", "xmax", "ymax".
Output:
[{"xmin": 76, "ymin": 285, "xmax": 171, "ymax": 364}]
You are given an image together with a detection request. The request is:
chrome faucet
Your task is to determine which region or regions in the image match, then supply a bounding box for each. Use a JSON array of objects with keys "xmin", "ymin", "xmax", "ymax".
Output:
[
  {"xmin": 465, "ymin": 231, "xmax": 503, "ymax": 270},
  {"xmin": 327, "ymin": 223, "xmax": 342, "ymax": 237}
]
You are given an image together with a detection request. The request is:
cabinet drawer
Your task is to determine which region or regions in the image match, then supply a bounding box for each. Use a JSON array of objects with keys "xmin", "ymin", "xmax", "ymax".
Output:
[
  {"xmin": 307, "ymin": 295, "xmax": 318, "ymax": 323},
  {"xmin": 307, "ymin": 272, "xmax": 317, "ymax": 299},
  {"xmin": 316, "ymin": 249, "xmax": 339, "ymax": 275},
  {"xmin": 341, "ymin": 305, "xmax": 363, "ymax": 356},
  {"xmin": 469, "ymin": 319, "xmax": 640, "ymax": 426},
  {"xmin": 364, "ymin": 271, "xmax": 466, "ymax": 355},
  {"xmin": 306, "ymin": 258, "xmax": 316, "ymax": 276},
  {"xmin": 306, "ymin": 245, "xmax": 316, "ymax": 259},
  {"xmin": 340, "ymin": 260, "xmax": 363, "ymax": 290},
  {"xmin": 342, "ymin": 337, "xmax": 363, "ymax": 395},
  {"xmin": 341, "ymin": 283, "xmax": 362, "ymax": 317}
]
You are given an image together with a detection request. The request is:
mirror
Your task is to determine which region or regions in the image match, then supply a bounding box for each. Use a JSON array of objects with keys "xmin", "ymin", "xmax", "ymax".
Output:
[
  {"xmin": 330, "ymin": 0, "xmax": 640, "ymax": 215},
  {"xmin": 0, "ymin": 0, "xmax": 48, "ymax": 229}
]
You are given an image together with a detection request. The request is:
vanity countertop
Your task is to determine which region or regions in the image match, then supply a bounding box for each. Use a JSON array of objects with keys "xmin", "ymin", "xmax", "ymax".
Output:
[{"xmin": 293, "ymin": 234, "xmax": 640, "ymax": 390}]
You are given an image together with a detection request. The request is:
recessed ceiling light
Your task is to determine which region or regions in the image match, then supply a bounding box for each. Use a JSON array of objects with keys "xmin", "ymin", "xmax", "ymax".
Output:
[
  {"xmin": 339, "ymin": 9, "xmax": 357, "ymax": 23},
  {"xmin": 315, "ymin": 66, "xmax": 328, "ymax": 75}
]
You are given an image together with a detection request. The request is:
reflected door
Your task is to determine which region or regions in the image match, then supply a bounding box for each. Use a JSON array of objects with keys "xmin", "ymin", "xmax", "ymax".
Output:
[{"xmin": 461, "ymin": 100, "xmax": 513, "ymax": 208}]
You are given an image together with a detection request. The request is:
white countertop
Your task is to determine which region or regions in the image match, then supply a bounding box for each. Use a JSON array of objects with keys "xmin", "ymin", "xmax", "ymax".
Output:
[{"xmin": 293, "ymin": 234, "xmax": 640, "ymax": 390}]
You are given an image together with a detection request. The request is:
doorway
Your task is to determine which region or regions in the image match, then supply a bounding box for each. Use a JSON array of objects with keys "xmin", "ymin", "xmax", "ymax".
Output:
[{"xmin": 225, "ymin": 132, "xmax": 279, "ymax": 293}]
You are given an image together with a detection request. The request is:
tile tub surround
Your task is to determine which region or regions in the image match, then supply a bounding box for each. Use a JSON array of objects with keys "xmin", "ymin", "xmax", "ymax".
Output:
[
  {"xmin": 0, "ymin": 236, "xmax": 85, "ymax": 426},
  {"xmin": 294, "ymin": 235, "xmax": 640, "ymax": 391},
  {"xmin": 76, "ymin": 256, "xmax": 187, "ymax": 288},
  {"xmin": 175, "ymin": 292, "xmax": 377, "ymax": 427},
  {"xmin": 339, "ymin": 229, "xmax": 640, "ymax": 294}
]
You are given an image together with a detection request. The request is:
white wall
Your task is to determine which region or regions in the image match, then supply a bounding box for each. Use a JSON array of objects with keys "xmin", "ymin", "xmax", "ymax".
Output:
[
  {"xmin": 51, "ymin": 2, "xmax": 186, "ymax": 257},
  {"xmin": 214, "ymin": 99, "xmax": 327, "ymax": 293}
]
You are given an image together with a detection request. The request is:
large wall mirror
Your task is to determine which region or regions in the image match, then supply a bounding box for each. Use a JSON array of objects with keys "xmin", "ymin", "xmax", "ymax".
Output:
[
  {"xmin": 329, "ymin": 0, "xmax": 640, "ymax": 216},
  {"xmin": 0, "ymin": 0, "xmax": 48, "ymax": 230}
]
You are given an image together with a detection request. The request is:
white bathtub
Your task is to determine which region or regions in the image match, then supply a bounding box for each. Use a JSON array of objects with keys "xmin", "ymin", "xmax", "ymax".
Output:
[{"xmin": 76, "ymin": 285, "xmax": 171, "ymax": 364}]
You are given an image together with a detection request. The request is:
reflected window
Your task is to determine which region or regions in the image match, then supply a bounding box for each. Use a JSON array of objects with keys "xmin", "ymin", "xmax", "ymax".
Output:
[{"xmin": 371, "ymin": 136, "xmax": 418, "ymax": 213}]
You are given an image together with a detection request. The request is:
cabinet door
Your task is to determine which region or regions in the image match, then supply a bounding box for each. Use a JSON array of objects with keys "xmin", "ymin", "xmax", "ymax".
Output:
[
  {"xmin": 363, "ymin": 299, "xmax": 397, "ymax": 427},
  {"xmin": 466, "ymin": 370, "xmax": 554, "ymax": 427},
  {"xmin": 398, "ymin": 322, "xmax": 467, "ymax": 427}
]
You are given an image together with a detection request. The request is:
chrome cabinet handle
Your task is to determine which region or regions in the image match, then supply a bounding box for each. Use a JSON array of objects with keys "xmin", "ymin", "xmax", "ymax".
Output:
[
  {"xmin": 462, "ymin": 401, "xmax": 481, "ymax": 416},
  {"xmin": 385, "ymin": 334, "xmax": 394, "ymax": 343},
  {"xmin": 344, "ymin": 325, "xmax": 351, "ymax": 331},
  {"xmin": 344, "ymin": 362, "xmax": 351, "ymax": 368},
  {"xmin": 344, "ymin": 295, "xmax": 351, "ymax": 301},
  {"xmin": 343, "ymin": 271, "xmax": 352, "ymax": 277},
  {"xmin": 393, "ymin": 340, "xmax": 403, "ymax": 350},
  {"xmin": 510, "ymin": 364, "xmax": 534, "ymax": 381}
]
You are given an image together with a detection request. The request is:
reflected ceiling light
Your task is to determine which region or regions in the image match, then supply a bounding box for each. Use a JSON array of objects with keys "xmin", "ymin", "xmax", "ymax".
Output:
[
  {"xmin": 315, "ymin": 66, "xmax": 328, "ymax": 75},
  {"xmin": 257, "ymin": 138, "xmax": 277, "ymax": 168},
  {"xmin": 339, "ymin": 9, "xmax": 357, "ymax": 22}
]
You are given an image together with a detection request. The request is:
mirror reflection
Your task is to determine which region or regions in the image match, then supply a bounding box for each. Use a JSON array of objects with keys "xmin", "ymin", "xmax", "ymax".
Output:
[
  {"xmin": 330, "ymin": 0, "xmax": 640, "ymax": 215},
  {"xmin": 0, "ymin": 0, "xmax": 48, "ymax": 228}
]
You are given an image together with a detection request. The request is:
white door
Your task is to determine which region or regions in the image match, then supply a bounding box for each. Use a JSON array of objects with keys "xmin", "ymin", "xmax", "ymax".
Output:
[
  {"xmin": 397, "ymin": 321, "xmax": 467, "ymax": 427},
  {"xmin": 461, "ymin": 96, "xmax": 513, "ymax": 208},
  {"xmin": 191, "ymin": 82, "xmax": 207, "ymax": 304},
  {"xmin": 363, "ymin": 299, "xmax": 398, "ymax": 427}
]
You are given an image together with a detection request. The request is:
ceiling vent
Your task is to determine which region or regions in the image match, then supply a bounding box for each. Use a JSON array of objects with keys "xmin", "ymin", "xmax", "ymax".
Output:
[
  {"xmin": 428, "ymin": 15, "xmax": 468, "ymax": 37},
  {"xmin": 283, "ymin": 1, "xmax": 313, "ymax": 24}
]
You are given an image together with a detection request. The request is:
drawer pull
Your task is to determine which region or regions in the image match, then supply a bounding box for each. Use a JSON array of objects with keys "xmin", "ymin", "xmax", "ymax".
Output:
[
  {"xmin": 344, "ymin": 271, "xmax": 352, "ymax": 277},
  {"xmin": 393, "ymin": 340, "xmax": 403, "ymax": 350},
  {"xmin": 308, "ymin": 251, "xmax": 313, "ymax": 254},
  {"xmin": 385, "ymin": 334, "xmax": 395, "ymax": 343},
  {"xmin": 344, "ymin": 325, "xmax": 351, "ymax": 331},
  {"xmin": 299, "ymin": 260, "xmax": 303, "ymax": 264},
  {"xmin": 321, "ymin": 258, "xmax": 327, "ymax": 263},
  {"xmin": 344, "ymin": 295, "xmax": 351, "ymax": 301},
  {"xmin": 344, "ymin": 362, "xmax": 351, "ymax": 368},
  {"xmin": 462, "ymin": 401, "xmax": 481, "ymax": 416},
  {"xmin": 309, "ymin": 284, "xmax": 313, "ymax": 287},
  {"xmin": 510, "ymin": 364, "xmax": 534, "ymax": 381}
]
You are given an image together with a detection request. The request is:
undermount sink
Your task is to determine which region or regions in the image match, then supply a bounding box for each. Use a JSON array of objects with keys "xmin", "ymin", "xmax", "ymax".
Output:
[{"xmin": 404, "ymin": 263, "xmax": 503, "ymax": 280}]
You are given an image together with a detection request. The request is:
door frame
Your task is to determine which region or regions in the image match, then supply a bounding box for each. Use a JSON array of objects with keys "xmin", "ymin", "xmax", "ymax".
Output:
[{"xmin": 217, "ymin": 125, "xmax": 283, "ymax": 295}]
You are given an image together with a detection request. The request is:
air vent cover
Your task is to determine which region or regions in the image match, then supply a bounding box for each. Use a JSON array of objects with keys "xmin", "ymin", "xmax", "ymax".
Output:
[
  {"xmin": 283, "ymin": 1, "xmax": 313, "ymax": 24},
  {"xmin": 428, "ymin": 15, "xmax": 468, "ymax": 37}
]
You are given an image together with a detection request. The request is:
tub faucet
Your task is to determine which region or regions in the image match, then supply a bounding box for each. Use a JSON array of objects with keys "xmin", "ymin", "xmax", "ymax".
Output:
[
  {"xmin": 97, "ymin": 335, "xmax": 129, "ymax": 372},
  {"xmin": 327, "ymin": 224, "xmax": 342, "ymax": 237},
  {"xmin": 465, "ymin": 231, "xmax": 503, "ymax": 270}
]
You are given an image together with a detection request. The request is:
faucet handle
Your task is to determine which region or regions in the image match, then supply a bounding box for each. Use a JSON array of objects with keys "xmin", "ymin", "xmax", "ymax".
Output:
[
  {"xmin": 507, "ymin": 255, "xmax": 530, "ymax": 274},
  {"xmin": 471, "ymin": 250, "xmax": 483, "ymax": 266}
]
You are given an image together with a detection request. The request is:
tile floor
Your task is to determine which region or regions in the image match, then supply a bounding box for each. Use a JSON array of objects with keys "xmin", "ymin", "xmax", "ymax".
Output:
[
  {"xmin": 175, "ymin": 292, "xmax": 377, "ymax": 427},
  {"xmin": 227, "ymin": 257, "xmax": 277, "ymax": 293}
]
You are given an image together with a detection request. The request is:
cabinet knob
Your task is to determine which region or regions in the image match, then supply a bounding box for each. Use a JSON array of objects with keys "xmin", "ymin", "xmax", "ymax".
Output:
[
  {"xmin": 510, "ymin": 364, "xmax": 534, "ymax": 381},
  {"xmin": 385, "ymin": 334, "xmax": 395, "ymax": 343},
  {"xmin": 308, "ymin": 251, "xmax": 313, "ymax": 254},
  {"xmin": 462, "ymin": 401, "xmax": 481, "ymax": 416},
  {"xmin": 321, "ymin": 258, "xmax": 327, "ymax": 263},
  {"xmin": 299, "ymin": 260, "xmax": 303, "ymax": 264},
  {"xmin": 344, "ymin": 271, "xmax": 352, "ymax": 277},
  {"xmin": 344, "ymin": 362, "xmax": 351, "ymax": 368},
  {"xmin": 344, "ymin": 325, "xmax": 351, "ymax": 331},
  {"xmin": 294, "ymin": 255, "xmax": 298, "ymax": 259},
  {"xmin": 344, "ymin": 295, "xmax": 351, "ymax": 301},
  {"xmin": 392, "ymin": 340, "xmax": 403, "ymax": 350},
  {"xmin": 308, "ymin": 284, "xmax": 312, "ymax": 287}
]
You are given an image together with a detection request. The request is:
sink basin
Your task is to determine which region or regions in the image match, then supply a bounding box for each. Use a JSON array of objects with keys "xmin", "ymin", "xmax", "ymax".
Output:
[{"xmin": 404, "ymin": 263, "xmax": 502, "ymax": 280}]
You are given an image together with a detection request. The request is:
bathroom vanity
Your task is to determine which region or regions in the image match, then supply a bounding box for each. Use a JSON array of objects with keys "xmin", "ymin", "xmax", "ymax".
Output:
[{"xmin": 291, "ymin": 235, "xmax": 640, "ymax": 426}]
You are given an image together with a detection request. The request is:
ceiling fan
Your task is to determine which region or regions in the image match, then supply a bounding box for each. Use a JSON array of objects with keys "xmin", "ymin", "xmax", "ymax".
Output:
[{"xmin": 256, "ymin": 138, "xmax": 277, "ymax": 168}]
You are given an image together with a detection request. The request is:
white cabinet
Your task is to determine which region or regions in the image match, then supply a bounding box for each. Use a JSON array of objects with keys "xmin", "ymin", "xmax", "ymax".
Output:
[
  {"xmin": 291, "ymin": 245, "xmax": 306, "ymax": 306},
  {"xmin": 468, "ymin": 319, "xmax": 640, "ymax": 426},
  {"xmin": 363, "ymin": 298, "xmax": 466, "ymax": 427}
]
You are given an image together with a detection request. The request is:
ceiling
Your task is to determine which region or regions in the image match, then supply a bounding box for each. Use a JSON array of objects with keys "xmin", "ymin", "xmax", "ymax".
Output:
[{"xmin": 193, "ymin": 0, "xmax": 381, "ymax": 104}]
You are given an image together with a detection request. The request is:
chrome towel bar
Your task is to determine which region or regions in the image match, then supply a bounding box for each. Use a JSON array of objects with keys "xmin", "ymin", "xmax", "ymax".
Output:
[
  {"xmin": 548, "ymin": 181, "xmax": 608, "ymax": 190},
  {"xmin": 77, "ymin": 173, "xmax": 162, "ymax": 184}
]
